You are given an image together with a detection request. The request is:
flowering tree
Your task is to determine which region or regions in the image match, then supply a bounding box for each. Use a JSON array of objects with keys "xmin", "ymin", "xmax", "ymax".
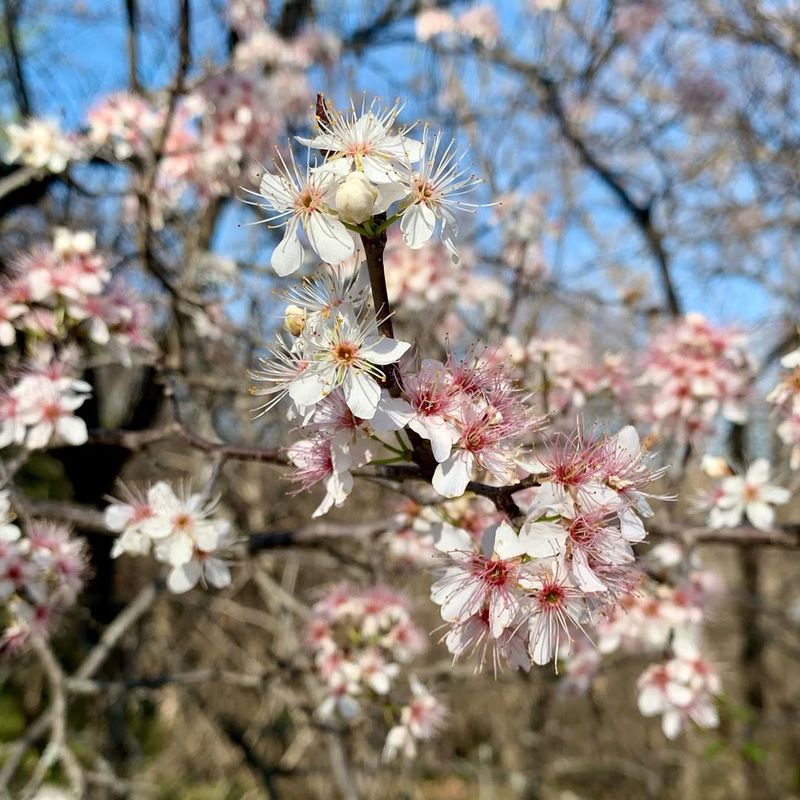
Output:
[{"xmin": 1, "ymin": 1, "xmax": 799, "ymax": 798}]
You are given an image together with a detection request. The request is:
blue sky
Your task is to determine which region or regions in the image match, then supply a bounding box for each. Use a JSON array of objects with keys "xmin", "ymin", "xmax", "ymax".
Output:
[{"xmin": 4, "ymin": 0, "xmax": 786, "ymax": 352}]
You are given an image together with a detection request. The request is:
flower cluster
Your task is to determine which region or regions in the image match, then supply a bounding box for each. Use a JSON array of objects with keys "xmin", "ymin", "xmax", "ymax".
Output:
[
  {"xmin": 5, "ymin": 18, "xmax": 336, "ymax": 224},
  {"xmin": 4, "ymin": 118, "xmax": 82, "ymax": 173},
  {"xmin": 0, "ymin": 358, "xmax": 90, "ymax": 450},
  {"xmin": 105, "ymin": 482, "xmax": 233, "ymax": 594},
  {"xmin": 698, "ymin": 457, "xmax": 789, "ymax": 531},
  {"xmin": 430, "ymin": 426, "xmax": 663, "ymax": 671},
  {"xmin": 494, "ymin": 192, "xmax": 550, "ymax": 278},
  {"xmin": 522, "ymin": 337, "xmax": 631, "ymax": 416},
  {"xmin": 637, "ymin": 636, "xmax": 721, "ymax": 739},
  {"xmin": 306, "ymin": 583, "xmax": 442, "ymax": 758},
  {"xmin": 0, "ymin": 228, "xmax": 153, "ymax": 358},
  {"xmin": 385, "ymin": 494, "xmax": 503, "ymax": 568},
  {"xmin": 383, "ymin": 229, "xmax": 460, "ymax": 310},
  {"xmin": 0, "ymin": 492, "xmax": 88, "ymax": 650},
  {"xmin": 415, "ymin": 6, "xmax": 501, "ymax": 49},
  {"xmin": 252, "ymin": 98, "xmax": 484, "ymax": 273},
  {"xmin": 767, "ymin": 344, "xmax": 800, "ymax": 469},
  {"xmin": 560, "ymin": 540, "xmax": 723, "ymax": 738},
  {"xmin": 639, "ymin": 313, "xmax": 752, "ymax": 442},
  {"xmin": 400, "ymin": 353, "xmax": 539, "ymax": 498}
]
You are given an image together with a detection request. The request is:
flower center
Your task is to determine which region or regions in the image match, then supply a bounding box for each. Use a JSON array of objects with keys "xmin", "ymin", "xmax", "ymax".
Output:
[
  {"xmin": 333, "ymin": 342, "xmax": 359, "ymax": 365},
  {"xmin": 174, "ymin": 513, "xmax": 193, "ymax": 530},
  {"xmin": 537, "ymin": 581, "xmax": 565, "ymax": 607},
  {"xmin": 295, "ymin": 188, "xmax": 321, "ymax": 215},
  {"xmin": 742, "ymin": 483, "xmax": 760, "ymax": 502},
  {"xmin": 413, "ymin": 177, "xmax": 436, "ymax": 203}
]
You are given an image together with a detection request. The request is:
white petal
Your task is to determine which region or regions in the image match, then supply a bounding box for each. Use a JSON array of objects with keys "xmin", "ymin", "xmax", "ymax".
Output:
[
  {"xmin": 426, "ymin": 421, "xmax": 456, "ymax": 463},
  {"xmin": 518, "ymin": 521, "xmax": 567, "ymax": 558},
  {"xmin": 619, "ymin": 507, "xmax": 646, "ymax": 543},
  {"xmin": 360, "ymin": 337, "xmax": 411, "ymax": 365},
  {"xmin": 400, "ymin": 203, "xmax": 436, "ymax": 249},
  {"xmin": 288, "ymin": 370, "xmax": 328, "ymax": 408},
  {"xmin": 104, "ymin": 504, "xmax": 133, "ymax": 532},
  {"xmin": 258, "ymin": 173, "xmax": 293, "ymax": 208},
  {"xmin": 760, "ymin": 486, "xmax": 789, "ymax": 505},
  {"xmin": 25, "ymin": 422, "xmax": 54, "ymax": 450},
  {"xmin": 373, "ymin": 180, "xmax": 410, "ymax": 213},
  {"xmin": 204, "ymin": 557, "xmax": 231, "ymax": 589},
  {"xmin": 370, "ymin": 395, "xmax": 414, "ymax": 432},
  {"xmin": 614, "ymin": 425, "xmax": 640, "ymax": 460},
  {"xmin": 167, "ymin": 561, "xmax": 202, "ymax": 594},
  {"xmin": 637, "ymin": 686, "xmax": 665, "ymax": 716},
  {"xmin": 745, "ymin": 501, "xmax": 774, "ymax": 531},
  {"xmin": 745, "ymin": 459, "xmax": 770, "ymax": 485},
  {"xmin": 167, "ymin": 533, "xmax": 194, "ymax": 566},
  {"xmin": 441, "ymin": 579, "xmax": 480, "ymax": 622},
  {"xmin": 571, "ymin": 547, "xmax": 607, "ymax": 593},
  {"xmin": 272, "ymin": 222, "xmax": 305, "ymax": 276},
  {"xmin": 305, "ymin": 212, "xmax": 355, "ymax": 265},
  {"xmin": 662, "ymin": 710, "xmax": 683, "ymax": 739},
  {"xmin": 148, "ymin": 482, "xmax": 180, "ymax": 512},
  {"xmin": 57, "ymin": 416, "xmax": 88, "ymax": 445},
  {"xmin": 529, "ymin": 616, "xmax": 555, "ymax": 665},
  {"xmin": 432, "ymin": 451, "xmax": 472, "ymax": 498},
  {"xmin": 489, "ymin": 591, "xmax": 518, "ymax": 638},
  {"xmin": 343, "ymin": 371, "xmax": 381, "ymax": 420},
  {"xmin": 433, "ymin": 522, "xmax": 473, "ymax": 555},
  {"xmin": 492, "ymin": 521, "xmax": 528, "ymax": 560}
]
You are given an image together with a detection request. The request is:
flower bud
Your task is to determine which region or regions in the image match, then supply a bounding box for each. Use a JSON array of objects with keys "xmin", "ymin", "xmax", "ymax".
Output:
[
  {"xmin": 335, "ymin": 172, "xmax": 379, "ymax": 223},
  {"xmin": 54, "ymin": 227, "xmax": 95, "ymax": 257},
  {"xmin": 701, "ymin": 455, "xmax": 731, "ymax": 478},
  {"xmin": 284, "ymin": 304, "xmax": 307, "ymax": 336}
]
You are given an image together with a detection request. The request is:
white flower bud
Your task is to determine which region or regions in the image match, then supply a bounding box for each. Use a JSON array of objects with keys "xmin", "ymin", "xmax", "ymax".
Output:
[
  {"xmin": 701, "ymin": 455, "xmax": 731, "ymax": 478},
  {"xmin": 334, "ymin": 172, "xmax": 379, "ymax": 223},
  {"xmin": 54, "ymin": 228, "xmax": 95, "ymax": 257},
  {"xmin": 284, "ymin": 304, "xmax": 307, "ymax": 336}
]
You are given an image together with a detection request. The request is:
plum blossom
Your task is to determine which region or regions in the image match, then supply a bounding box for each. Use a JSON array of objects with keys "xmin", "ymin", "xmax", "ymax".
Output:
[
  {"xmin": 431, "ymin": 521, "xmax": 528, "ymax": 638},
  {"xmin": 0, "ymin": 363, "xmax": 91, "ymax": 451},
  {"xmin": 401, "ymin": 353, "xmax": 536, "ymax": 498},
  {"xmin": 285, "ymin": 304, "xmax": 410, "ymax": 419},
  {"xmin": 107, "ymin": 482, "xmax": 233, "ymax": 594},
  {"xmin": 0, "ymin": 512, "xmax": 87, "ymax": 649},
  {"xmin": 288, "ymin": 435, "xmax": 372, "ymax": 518},
  {"xmin": 252, "ymin": 150, "xmax": 355, "ymax": 275},
  {"xmin": 415, "ymin": 9, "xmax": 457, "ymax": 41},
  {"xmin": 4, "ymin": 118, "xmax": 80, "ymax": 172},
  {"xmin": 397, "ymin": 128, "xmax": 484, "ymax": 263},
  {"xmin": 767, "ymin": 344, "xmax": 800, "ymax": 469},
  {"xmin": 0, "ymin": 230, "xmax": 152, "ymax": 360},
  {"xmin": 637, "ymin": 637, "xmax": 721, "ymax": 739},
  {"xmin": 299, "ymin": 98, "xmax": 422, "ymax": 187},
  {"xmin": 383, "ymin": 676, "xmax": 447, "ymax": 761},
  {"xmin": 705, "ymin": 459, "xmax": 789, "ymax": 531},
  {"xmin": 307, "ymin": 583, "xmax": 433, "ymax": 739},
  {"xmin": 522, "ymin": 563, "xmax": 587, "ymax": 666},
  {"xmin": 639, "ymin": 313, "xmax": 753, "ymax": 442}
]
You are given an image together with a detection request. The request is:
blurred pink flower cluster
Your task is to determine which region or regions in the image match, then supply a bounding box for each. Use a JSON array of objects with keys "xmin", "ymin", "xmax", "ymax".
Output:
[
  {"xmin": 638, "ymin": 312, "xmax": 752, "ymax": 442},
  {"xmin": 562, "ymin": 540, "xmax": 724, "ymax": 738},
  {"xmin": 306, "ymin": 582, "xmax": 443, "ymax": 759},
  {"xmin": 767, "ymin": 344, "xmax": 800, "ymax": 468},
  {"xmin": 0, "ymin": 496, "xmax": 88, "ymax": 652},
  {"xmin": 415, "ymin": 5, "xmax": 500, "ymax": 49},
  {"xmin": 0, "ymin": 228, "xmax": 152, "ymax": 357}
]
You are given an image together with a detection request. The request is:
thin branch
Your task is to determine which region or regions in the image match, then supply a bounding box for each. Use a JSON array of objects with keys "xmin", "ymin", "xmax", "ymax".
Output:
[
  {"xmin": 3, "ymin": 0, "xmax": 31, "ymax": 116},
  {"xmin": 74, "ymin": 580, "xmax": 160, "ymax": 681},
  {"xmin": 23, "ymin": 638, "xmax": 85, "ymax": 799}
]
